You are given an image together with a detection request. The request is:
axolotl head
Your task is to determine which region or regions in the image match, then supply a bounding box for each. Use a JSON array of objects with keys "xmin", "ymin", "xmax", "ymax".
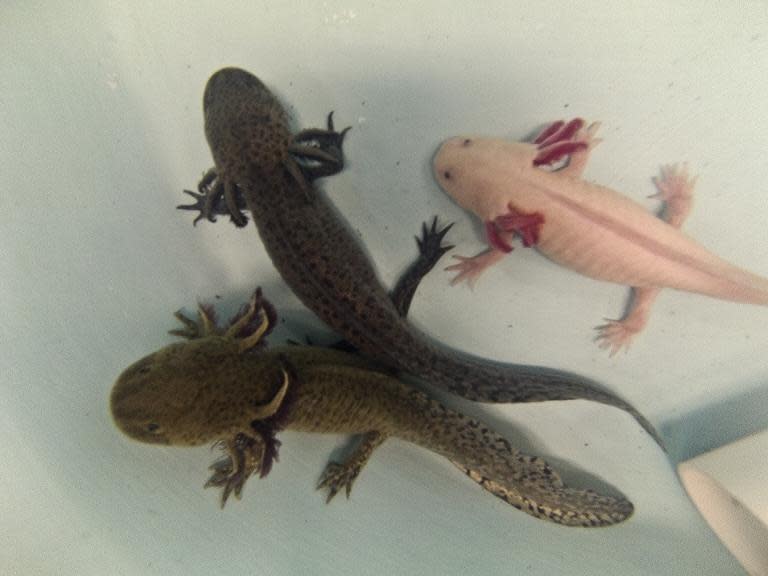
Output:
[
  {"xmin": 433, "ymin": 136, "xmax": 537, "ymax": 220},
  {"xmin": 110, "ymin": 336, "xmax": 268, "ymax": 447},
  {"xmin": 203, "ymin": 67, "xmax": 291, "ymax": 177}
]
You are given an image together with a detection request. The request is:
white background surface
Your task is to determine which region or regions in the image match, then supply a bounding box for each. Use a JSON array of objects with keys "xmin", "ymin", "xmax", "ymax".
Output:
[
  {"xmin": 3, "ymin": 2, "xmax": 768, "ymax": 575},
  {"xmin": 679, "ymin": 428, "xmax": 768, "ymax": 575}
]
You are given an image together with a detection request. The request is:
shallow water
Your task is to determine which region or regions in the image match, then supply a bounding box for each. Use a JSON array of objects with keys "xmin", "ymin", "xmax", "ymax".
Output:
[{"xmin": 3, "ymin": 2, "xmax": 768, "ymax": 575}]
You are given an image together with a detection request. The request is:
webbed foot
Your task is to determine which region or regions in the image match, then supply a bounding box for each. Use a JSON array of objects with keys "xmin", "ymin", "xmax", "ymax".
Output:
[
  {"xmin": 289, "ymin": 112, "xmax": 352, "ymax": 181},
  {"xmin": 177, "ymin": 190, "xmax": 209, "ymax": 225},
  {"xmin": 178, "ymin": 169, "xmax": 249, "ymax": 227},
  {"xmin": 445, "ymin": 250, "xmax": 506, "ymax": 288},
  {"xmin": 317, "ymin": 461, "xmax": 362, "ymax": 503},
  {"xmin": 594, "ymin": 319, "xmax": 639, "ymax": 356},
  {"xmin": 389, "ymin": 216, "xmax": 455, "ymax": 317},
  {"xmin": 650, "ymin": 163, "xmax": 697, "ymax": 227},
  {"xmin": 594, "ymin": 286, "xmax": 658, "ymax": 356},
  {"xmin": 205, "ymin": 433, "xmax": 266, "ymax": 507},
  {"xmin": 317, "ymin": 431, "xmax": 385, "ymax": 503},
  {"xmin": 416, "ymin": 216, "xmax": 455, "ymax": 264}
]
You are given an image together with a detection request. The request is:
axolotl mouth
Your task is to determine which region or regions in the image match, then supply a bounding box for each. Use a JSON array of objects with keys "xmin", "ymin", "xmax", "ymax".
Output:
[{"xmin": 110, "ymin": 354, "xmax": 172, "ymax": 445}]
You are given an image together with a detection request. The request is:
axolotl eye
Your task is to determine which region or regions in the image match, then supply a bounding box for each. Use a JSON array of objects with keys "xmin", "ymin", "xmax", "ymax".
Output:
[
  {"xmin": 443, "ymin": 170, "xmax": 452, "ymax": 180},
  {"xmin": 462, "ymin": 138, "xmax": 472, "ymax": 147},
  {"xmin": 146, "ymin": 423, "xmax": 161, "ymax": 433}
]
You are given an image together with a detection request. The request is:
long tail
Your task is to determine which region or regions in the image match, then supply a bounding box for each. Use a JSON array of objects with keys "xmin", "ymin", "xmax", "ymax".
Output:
[
  {"xmin": 451, "ymin": 462, "xmax": 633, "ymax": 527},
  {"xmin": 397, "ymin": 388, "xmax": 633, "ymax": 527},
  {"xmin": 693, "ymin": 262, "xmax": 768, "ymax": 305},
  {"xmin": 242, "ymin": 174, "xmax": 662, "ymax": 447},
  {"xmin": 387, "ymin": 326, "xmax": 663, "ymax": 448}
]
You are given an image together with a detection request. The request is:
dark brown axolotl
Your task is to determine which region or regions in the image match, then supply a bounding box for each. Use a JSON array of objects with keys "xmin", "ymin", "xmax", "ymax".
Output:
[
  {"xmin": 110, "ymin": 286, "xmax": 633, "ymax": 527},
  {"xmin": 178, "ymin": 67, "xmax": 661, "ymax": 447}
]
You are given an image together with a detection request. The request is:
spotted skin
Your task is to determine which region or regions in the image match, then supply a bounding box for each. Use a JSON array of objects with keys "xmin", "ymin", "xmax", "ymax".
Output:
[
  {"xmin": 110, "ymin": 291, "xmax": 633, "ymax": 527},
  {"xmin": 181, "ymin": 67, "xmax": 661, "ymax": 448}
]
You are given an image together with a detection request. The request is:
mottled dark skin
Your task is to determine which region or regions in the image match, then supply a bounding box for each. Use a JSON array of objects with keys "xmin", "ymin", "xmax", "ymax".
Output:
[
  {"xmin": 179, "ymin": 67, "xmax": 661, "ymax": 447},
  {"xmin": 111, "ymin": 289, "xmax": 633, "ymax": 527}
]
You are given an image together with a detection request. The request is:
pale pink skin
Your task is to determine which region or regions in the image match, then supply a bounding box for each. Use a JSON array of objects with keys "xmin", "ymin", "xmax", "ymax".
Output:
[{"xmin": 433, "ymin": 120, "xmax": 768, "ymax": 354}]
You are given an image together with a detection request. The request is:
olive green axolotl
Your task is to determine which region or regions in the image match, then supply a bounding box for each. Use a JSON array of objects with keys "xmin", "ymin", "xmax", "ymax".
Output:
[
  {"xmin": 110, "ymin": 287, "xmax": 633, "ymax": 527},
  {"xmin": 177, "ymin": 66, "xmax": 662, "ymax": 447}
]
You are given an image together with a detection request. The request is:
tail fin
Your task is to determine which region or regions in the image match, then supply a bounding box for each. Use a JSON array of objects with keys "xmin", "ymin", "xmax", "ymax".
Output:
[
  {"xmin": 399, "ymin": 389, "xmax": 634, "ymax": 527},
  {"xmin": 435, "ymin": 351, "xmax": 665, "ymax": 449},
  {"xmin": 452, "ymin": 461, "xmax": 633, "ymax": 527}
]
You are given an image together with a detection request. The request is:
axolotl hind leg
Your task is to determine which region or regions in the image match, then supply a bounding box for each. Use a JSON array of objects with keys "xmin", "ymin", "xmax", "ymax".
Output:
[
  {"xmin": 389, "ymin": 217, "xmax": 454, "ymax": 316},
  {"xmin": 322, "ymin": 216, "xmax": 455, "ymax": 351},
  {"xmin": 317, "ymin": 431, "xmax": 387, "ymax": 502},
  {"xmin": 595, "ymin": 164, "xmax": 697, "ymax": 355}
]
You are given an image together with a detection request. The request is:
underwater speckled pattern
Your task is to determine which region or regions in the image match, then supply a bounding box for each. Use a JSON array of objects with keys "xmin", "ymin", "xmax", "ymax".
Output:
[{"xmin": 188, "ymin": 67, "xmax": 660, "ymax": 446}]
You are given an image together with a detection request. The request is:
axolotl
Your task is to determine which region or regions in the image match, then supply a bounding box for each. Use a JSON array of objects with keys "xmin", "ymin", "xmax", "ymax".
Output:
[
  {"xmin": 433, "ymin": 119, "xmax": 768, "ymax": 353},
  {"xmin": 177, "ymin": 68, "xmax": 661, "ymax": 445},
  {"xmin": 110, "ymin": 288, "xmax": 633, "ymax": 527}
]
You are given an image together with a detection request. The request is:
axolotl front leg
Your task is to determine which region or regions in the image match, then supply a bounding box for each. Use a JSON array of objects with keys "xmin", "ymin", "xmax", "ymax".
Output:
[
  {"xmin": 595, "ymin": 164, "xmax": 696, "ymax": 354},
  {"xmin": 445, "ymin": 119, "xmax": 600, "ymax": 287}
]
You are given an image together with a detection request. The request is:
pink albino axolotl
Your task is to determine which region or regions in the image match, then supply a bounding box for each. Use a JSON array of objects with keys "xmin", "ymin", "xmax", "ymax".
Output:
[{"xmin": 432, "ymin": 119, "xmax": 768, "ymax": 354}]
